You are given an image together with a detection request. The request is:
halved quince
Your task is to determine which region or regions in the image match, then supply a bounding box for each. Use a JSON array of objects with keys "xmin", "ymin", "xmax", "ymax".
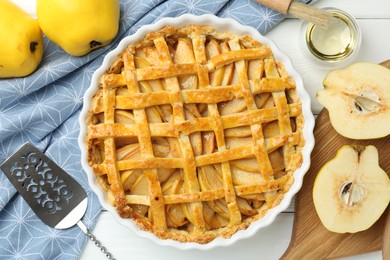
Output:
[
  {"xmin": 313, "ymin": 145, "xmax": 390, "ymax": 233},
  {"xmin": 317, "ymin": 62, "xmax": 390, "ymax": 139}
]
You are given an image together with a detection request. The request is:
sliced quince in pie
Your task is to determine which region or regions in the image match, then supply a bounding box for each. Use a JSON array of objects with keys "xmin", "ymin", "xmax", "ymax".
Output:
[{"xmin": 85, "ymin": 24, "xmax": 305, "ymax": 243}]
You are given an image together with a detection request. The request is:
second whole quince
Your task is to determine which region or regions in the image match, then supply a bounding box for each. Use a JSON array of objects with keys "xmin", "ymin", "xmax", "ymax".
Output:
[{"xmin": 36, "ymin": 0, "xmax": 120, "ymax": 56}]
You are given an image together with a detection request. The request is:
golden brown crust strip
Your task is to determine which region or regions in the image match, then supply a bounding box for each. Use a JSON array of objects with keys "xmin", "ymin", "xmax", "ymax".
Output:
[
  {"xmin": 209, "ymin": 46, "xmax": 272, "ymax": 69},
  {"xmin": 90, "ymin": 131, "xmax": 301, "ymax": 172},
  {"xmin": 87, "ymin": 104, "xmax": 301, "ymax": 139},
  {"xmin": 136, "ymin": 63, "xmax": 197, "ymax": 81},
  {"xmin": 123, "ymin": 49, "xmax": 168, "ymax": 231},
  {"xmin": 231, "ymin": 39, "xmax": 275, "ymax": 182},
  {"xmin": 117, "ymin": 157, "xmax": 183, "ymax": 170},
  {"xmin": 265, "ymin": 59, "xmax": 295, "ymax": 173},
  {"xmin": 235, "ymin": 175, "xmax": 290, "ymax": 196},
  {"xmin": 154, "ymin": 36, "xmax": 206, "ymax": 231},
  {"xmin": 195, "ymin": 35, "xmax": 241, "ymax": 226},
  {"xmin": 112, "ymin": 82, "xmax": 297, "ymax": 111},
  {"xmin": 125, "ymin": 175, "xmax": 288, "ymax": 206},
  {"xmin": 221, "ymin": 104, "xmax": 300, "ymax": 129},
  {"xmin": 102, "ymin": 85, "xmax": 126, "ymax": 211}
]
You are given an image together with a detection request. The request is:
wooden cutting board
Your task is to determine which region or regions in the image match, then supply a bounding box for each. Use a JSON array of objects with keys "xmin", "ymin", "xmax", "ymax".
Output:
[{"xmin": 281, "ymin": 61, "xmax": 390, "ymax": 259}]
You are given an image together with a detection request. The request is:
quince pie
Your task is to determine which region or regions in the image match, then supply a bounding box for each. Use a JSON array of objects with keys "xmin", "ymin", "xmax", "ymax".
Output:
[{"xmin": 85, "ymin": 25, "xmax": 305, "ymax": 243}]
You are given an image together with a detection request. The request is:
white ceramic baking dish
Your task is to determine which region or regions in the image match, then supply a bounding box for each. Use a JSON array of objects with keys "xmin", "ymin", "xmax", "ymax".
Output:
[{"xmin": 78, "ymin": 13, "xmax": 315, "ymax": 250}]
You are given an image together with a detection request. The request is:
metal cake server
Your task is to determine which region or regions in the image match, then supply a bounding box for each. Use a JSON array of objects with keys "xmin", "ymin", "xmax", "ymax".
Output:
[{"xmin": 0, "ymin": 142, "xmax": 115, "ymax": 259}]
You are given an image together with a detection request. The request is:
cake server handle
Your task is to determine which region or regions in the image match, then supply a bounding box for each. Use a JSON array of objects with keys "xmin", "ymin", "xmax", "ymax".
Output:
[{"xmin": 77, "ymin": 220, "xmax": 116, "ymax": 260}]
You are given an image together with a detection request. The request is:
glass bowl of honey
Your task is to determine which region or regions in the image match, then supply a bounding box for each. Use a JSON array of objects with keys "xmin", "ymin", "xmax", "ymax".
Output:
[{"xmin": 300, "ymin": 7, "xmax": 361, "ymax": 68}]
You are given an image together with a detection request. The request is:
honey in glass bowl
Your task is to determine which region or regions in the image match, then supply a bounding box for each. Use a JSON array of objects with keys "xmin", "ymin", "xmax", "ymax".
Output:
[{"xmin": 300, "ymin": 8, "xmax": 361, "ymax": 68}]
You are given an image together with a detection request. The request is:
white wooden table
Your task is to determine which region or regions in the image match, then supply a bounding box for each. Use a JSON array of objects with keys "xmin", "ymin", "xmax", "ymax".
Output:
[
  {"xmin": 81, "ymin": 1, "xmax": 390, "ymax": 259},
  {"xmin": 13, "ymin": 0, "xmax": 389, "ymax": 259}
]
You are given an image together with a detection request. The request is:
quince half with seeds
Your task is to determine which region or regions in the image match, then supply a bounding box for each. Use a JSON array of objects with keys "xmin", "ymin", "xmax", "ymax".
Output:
[
  {"xmin": 317, "ymin": 62, "xmax": 390, "ymax": 139},
  {"xmin": 313, "ymin": 145, "xmax": 390, "ymax": 233}
]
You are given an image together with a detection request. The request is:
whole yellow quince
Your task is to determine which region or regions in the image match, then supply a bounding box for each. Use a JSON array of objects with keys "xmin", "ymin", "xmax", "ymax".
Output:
[
  {"xmin": 36, "ymin": 0, "xmax": 120, "ymax": 56},
  {"xmin": 0, "ymin": 0, "xmax": 43, "ymax": 78}
]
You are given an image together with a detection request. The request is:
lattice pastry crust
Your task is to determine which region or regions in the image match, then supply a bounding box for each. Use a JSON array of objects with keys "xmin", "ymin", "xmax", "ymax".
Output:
[{"xmin": 85, "ymin": 25, "xmax": 305, "ymax": 244}]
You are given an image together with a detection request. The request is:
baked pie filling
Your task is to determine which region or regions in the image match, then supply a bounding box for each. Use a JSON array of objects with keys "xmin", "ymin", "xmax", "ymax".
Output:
[{"xmin": 85, "ymin": 25, "xmax": 305, "ymax": 243}]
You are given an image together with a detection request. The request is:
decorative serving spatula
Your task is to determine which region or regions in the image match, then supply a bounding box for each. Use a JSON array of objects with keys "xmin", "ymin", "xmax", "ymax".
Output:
[{"xmin": 0, "ymin": 142, "xmax": 115, "ymax": 259}]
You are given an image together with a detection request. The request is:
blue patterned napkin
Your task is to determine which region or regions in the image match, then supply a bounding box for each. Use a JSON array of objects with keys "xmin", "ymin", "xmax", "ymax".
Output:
[{"xmin": 0, "ymin": 0, "xmax": 313, "ymax": 258}]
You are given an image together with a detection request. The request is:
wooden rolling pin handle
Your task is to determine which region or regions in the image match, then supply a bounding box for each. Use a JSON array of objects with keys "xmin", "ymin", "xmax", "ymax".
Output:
[{"xmin": 255, "ymin": 0, "xmax": 292, "ymax": 14}]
